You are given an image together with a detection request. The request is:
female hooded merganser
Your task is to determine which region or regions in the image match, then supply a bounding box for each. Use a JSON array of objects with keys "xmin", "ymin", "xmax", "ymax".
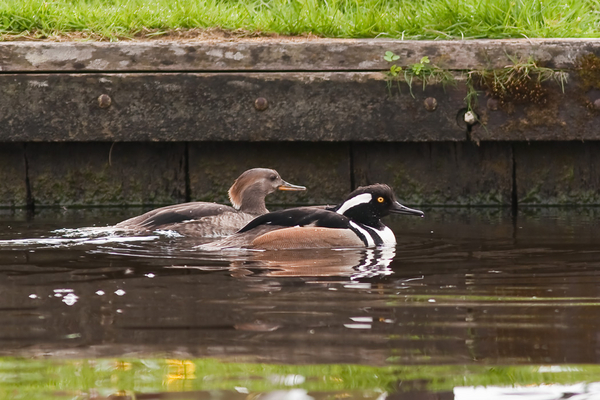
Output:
[
  {"xmin": 114, "ymin": 168, "xmax": 306, "ymax": 237},
  {"xmin": 201, "ymin": 184, "xmax": 423, "ymax": 250}
]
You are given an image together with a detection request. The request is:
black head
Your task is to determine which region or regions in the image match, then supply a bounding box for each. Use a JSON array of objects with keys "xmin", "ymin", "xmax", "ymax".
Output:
[
  {"xmin": 229, "ymin": 168, "xmax": 306, "ymax": 212},
  {"xmin": 334, "ymin": 184, "xmax": 424, "ymax": 227}
]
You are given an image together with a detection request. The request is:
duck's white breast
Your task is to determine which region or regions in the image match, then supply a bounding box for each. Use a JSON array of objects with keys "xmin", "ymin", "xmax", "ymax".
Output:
[{"xmin": 375, "ymin": 226, "xmax": 396, "ymax": 246}]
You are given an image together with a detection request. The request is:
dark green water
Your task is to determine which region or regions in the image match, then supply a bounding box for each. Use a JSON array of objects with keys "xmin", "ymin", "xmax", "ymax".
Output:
[{"xmin": 1, "ymin": 207, "xmax": 600, "ymax": 399}]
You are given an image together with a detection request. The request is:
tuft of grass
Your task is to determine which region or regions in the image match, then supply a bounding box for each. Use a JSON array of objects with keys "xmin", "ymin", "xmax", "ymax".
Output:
[
  {"xmin": 1, "ymin": 0, "xmax": 600, "ymax": 40},
  {"xmin": 466, "ymin": 56, "xmax": 569, "ymax": 109}
]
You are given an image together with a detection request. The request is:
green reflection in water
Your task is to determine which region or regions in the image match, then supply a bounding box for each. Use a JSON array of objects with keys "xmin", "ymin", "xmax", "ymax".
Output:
[{"xmin": 1, "ymin": 358, "xmax": 600, "ymax": 399}]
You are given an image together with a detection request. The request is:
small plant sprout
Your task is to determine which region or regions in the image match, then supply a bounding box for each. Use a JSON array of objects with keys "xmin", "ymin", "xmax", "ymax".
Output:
[
  {"xmin": 384, "ymin": 51, "xmax": 400, "ymax": 62},
  {"xmin": 384, "ymin": 51, "xmax": 403, "ymax": 94},
  {"xmin": 411, "ymin": 56, "xmax": 430, "ymax": 76},
  {"xmin": 383, "ymin": 51, "xmax": 456, "ymax": 97},
  {"xmin": 384, "ymin": 51, "xmax": 402, "ymax": 77},
  {"xmin": 390, "ymin": 65, "xmax": 402, "ymax": 77}
]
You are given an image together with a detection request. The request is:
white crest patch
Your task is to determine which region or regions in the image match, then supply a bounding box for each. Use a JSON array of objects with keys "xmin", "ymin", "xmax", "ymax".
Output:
[{"xmin": 336, "ymin": 193, "xmax": 372, "ymax": 215}]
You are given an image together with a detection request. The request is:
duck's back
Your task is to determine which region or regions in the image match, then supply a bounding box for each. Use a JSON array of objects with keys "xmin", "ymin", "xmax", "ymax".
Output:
[
  {"xmin": 115, "ymin": 202, "xmax": 254, "ymax": 236},
  {"xmin": 161, "ymin": 210, "xmax": 257, "ymax": 237},
  {"xmin": 200, "ymin": 207, "xmax": 366, "ymax": 250}
]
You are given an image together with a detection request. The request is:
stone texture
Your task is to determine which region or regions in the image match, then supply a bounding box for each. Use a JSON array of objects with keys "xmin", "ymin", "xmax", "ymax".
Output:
[
  {"xmin": 7, "ymin": 141, "xmax": 600, "ymax": 206},
  {"xmin": 26, "ymin": 143, "xmax": 186, "ymax": 206},
  {"xmin": 2, "ymin": 71, "xmax": 599, "ymax": 143},
  {"xmin": 515, "ymin": 142, "xmax": 600, "ymax": 205},
  {"xmin": 188, "ymin": 142, "xmax": 351, "ymax": 206},
  {"xmin": 0, "ymin": 144, "xmax": 27, "ymax": 207},
  {"xmin": 0, "ymin": 73, "xmax": 466, "ymax": 142},
  {"xmin": 470, "ymin": 76, "xmax": 600, "ymax": 141},
  {"xmin": 1, "ymin": 39, "xmax": 600, "ymax": 72},
  {"xmin": 0, "ymin": 40, "xmax": 599, "ymax": 143},
  {"xmin": 352, "ymin": 142, "xmax": 513, "ymax": 205}
]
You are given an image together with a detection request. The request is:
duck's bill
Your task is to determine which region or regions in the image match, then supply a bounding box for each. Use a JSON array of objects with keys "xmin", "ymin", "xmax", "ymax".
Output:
[
  {"xmin": 278, "ymin": 181, "xmax": 307, "ymax": 191},
  {"xmin": 390, "ymin": 201, "xmax": 424, "ymax": 217}
]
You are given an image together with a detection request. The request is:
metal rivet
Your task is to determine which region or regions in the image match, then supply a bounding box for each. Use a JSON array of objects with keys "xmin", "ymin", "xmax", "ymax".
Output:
[
  {"xmin": 594, "ymin": 99, "xmax": 600, "ymax": 110},
  {"xmin": 254, "ymin": 97, "xmax": 268, "ymax": 111},
  {"xmin": 487, "ymin": 98, "xmax": 499, "ymax": 111},
  {"xmin": 424, "ymin": 97, "xmax": 437, "ymax": 111},
  {"xmin": 98, "ymin": 94, "xmax": 111, "ymax": 109}
]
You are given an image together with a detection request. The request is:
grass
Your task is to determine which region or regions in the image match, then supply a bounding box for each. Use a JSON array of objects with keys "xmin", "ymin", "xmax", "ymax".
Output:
[{"xmin": 1, "ymin": 0, "xmax": 600, "ymax": 40}]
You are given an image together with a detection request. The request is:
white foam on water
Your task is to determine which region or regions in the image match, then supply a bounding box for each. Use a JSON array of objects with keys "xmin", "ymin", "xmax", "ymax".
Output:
[
  {"xmin": 51, "ymin": 226, "xmax": 121, "ymax": 238},
  {"xmin": 0, "ymin": 235, "xmax": 159, "ymax": 248}
]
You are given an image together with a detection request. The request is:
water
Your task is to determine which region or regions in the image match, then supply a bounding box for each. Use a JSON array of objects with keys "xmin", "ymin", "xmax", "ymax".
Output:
[{"xmin": 1, "ymin": 207, "xmax": 600, "ymax": 399}]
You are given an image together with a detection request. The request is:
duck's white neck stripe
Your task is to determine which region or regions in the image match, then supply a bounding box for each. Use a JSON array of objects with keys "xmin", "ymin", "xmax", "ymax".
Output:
[
  {"xmin": 337, "ymin": 193, "xmax": 372, "ymax": 215},
  {"xmin": 350, "ymin": 221, "xmax": 375, "ymax": 247},
  {"xmin": 377, "ymin": 226, "xmax": 396, "ymax": 245}
]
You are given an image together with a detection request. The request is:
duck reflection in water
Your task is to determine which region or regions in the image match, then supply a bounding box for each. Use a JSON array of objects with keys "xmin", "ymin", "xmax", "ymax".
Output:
[{"xmin": 221, "ymin": 247, "xmax": 397, "ymax": 279}]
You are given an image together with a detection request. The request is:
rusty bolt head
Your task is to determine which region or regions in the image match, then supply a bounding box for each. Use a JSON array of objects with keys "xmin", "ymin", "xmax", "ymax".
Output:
[
  {"xmin": 254, "ymin": 97, "xmax": 268, "ymax": 111},
  {"xmin": 594, "ymin": 99, "xmax": 600, "ymax": 110},
  {"xmin": 98, "ymin": 94, "xmax": 112, "ymax": 109},
  {"xmin": 424, "ymin": 97, "xmax": 437, "ymax": 112},
  {"xmin": 487, "ymin": 98, "xmax": 499, "ymax": 111}
]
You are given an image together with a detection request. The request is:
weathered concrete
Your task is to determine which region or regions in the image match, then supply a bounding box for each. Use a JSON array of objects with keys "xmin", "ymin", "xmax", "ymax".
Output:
[
  {"xmin": 471, "ymin": 76, "xmax": 600, "ymax": 141},
  {"xmin": 0, "ymin": 144, "xmax": 27, "ymax": 207},
  {"xmin": 353, "ymin": 142, "xmax": 513, "ymax": 205},
  {"xmin": 1, "ymin": 40, "xmax": 600, "ymax": 142},
  {"xmin": 515, "ymin": 142, "xmax": 600, "ymax": 205},
  {"xmin": 188, "ymin": 142, "xmax": 351, "ymax": 206},
  {"xmin": 26, "ymin": 143, "xmax": 186, "ymax": 206},
  {"xmin": 1, "ymin": 141, "xmax": 600, "ymax": 207},
  {"xmin": 0, "ymin": 73, "xmax": 465, "ymax": 142},
  {"xmin": 1, "ymin": 39, "xmax": 599, "ymax": 72}
]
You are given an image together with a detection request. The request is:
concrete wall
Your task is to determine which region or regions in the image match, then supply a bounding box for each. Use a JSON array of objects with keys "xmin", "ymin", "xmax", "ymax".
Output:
[
  {"xmin": 2, "ymin": 39, "xmax": 600, "ymax": 207},
  {"xmin": 2, "ymin": 141, "xmax": 600, "ymax": 208}
]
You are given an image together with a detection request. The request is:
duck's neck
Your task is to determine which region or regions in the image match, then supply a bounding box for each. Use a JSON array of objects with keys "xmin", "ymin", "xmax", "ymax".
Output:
[
  {"xmin": 238, "ymin": 186, "xmax": 269, "ymax": 215},
  {"xmin": 341, "ymin": 207, "xmax": 384, "ymax": 229}
]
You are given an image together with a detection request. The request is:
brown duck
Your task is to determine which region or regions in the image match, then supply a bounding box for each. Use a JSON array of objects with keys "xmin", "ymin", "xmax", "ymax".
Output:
[{"xmin": 115, "ymin": 168, "xmax": 306, "ymax": 237}]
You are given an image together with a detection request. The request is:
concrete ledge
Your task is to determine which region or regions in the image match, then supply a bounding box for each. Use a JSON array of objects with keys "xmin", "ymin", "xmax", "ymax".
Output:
[
  {"xmin": 2, "ymin": 39, "xmax": 600, "ymax": 72},
  {"xmin": 0, "ymin": 73, "xmax": 465, "ymax": 142},
  {"xmin": 1, "ymin": 39, "xmax": 600, "ymax": 142}
]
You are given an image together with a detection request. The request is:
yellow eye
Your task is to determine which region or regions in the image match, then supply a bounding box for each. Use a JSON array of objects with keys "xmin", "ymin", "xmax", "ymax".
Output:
[{"xmin": 377, "ymin": 197, "xmax": 385, "ymax": 203}]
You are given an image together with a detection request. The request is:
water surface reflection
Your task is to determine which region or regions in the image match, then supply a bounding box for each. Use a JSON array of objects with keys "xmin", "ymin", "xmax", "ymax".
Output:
[{"xmin": 1, "ymin": 207, "xmax": 600, "ymax": 397}]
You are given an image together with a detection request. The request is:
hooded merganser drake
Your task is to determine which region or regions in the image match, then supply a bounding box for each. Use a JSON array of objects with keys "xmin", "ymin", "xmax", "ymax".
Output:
[
  {"xmin": 114, "ymin": 168, "xmax": 306, "ymax": 237},
  {"xmin": 201, "ymin": 184, "xmax": 423, "ymax": 250}
]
